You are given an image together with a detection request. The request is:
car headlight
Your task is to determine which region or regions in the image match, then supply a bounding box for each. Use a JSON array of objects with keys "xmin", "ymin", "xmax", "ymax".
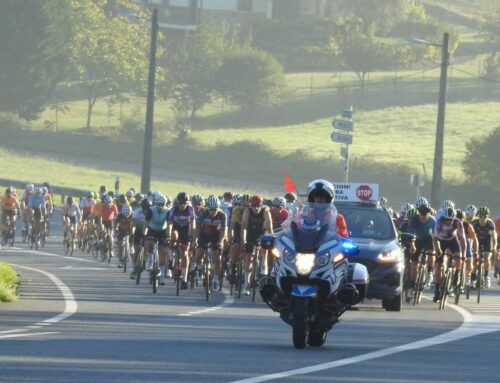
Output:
[
  {"xmin": 378, "ymin": 248, "xmax": 401, "ymax": 263},
  {"xmin": 295, "ymin": 253, "xmax": 316, "ymax": 275}
]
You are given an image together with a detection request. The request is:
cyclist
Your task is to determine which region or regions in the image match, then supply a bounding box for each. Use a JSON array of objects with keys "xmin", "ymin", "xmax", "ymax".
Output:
[
  {"xmin": 125, "ymin": 189, "xmax": 135, "ymax": 206},
  {"xmin": 284, "ymin": 192, "xmax": 299, "ymax": 216},
  {"xmin": 99, "ymin": 194, "xmax": 119, "ymax": 258},
  {"xmin": 432, "ymin": 207, "xmax": 466, "ymax": 302},
  {"xmin": 456, "ymin": 208, "xmax": 478, "ymax": 287},
  {"xmin": 471, "ymin": 207, "xmax": 497, "ymax": 288},
  {"xmin": 130, "ymin": 198, "xmax": 150, "ymax": 279},
  {"xmin": 61, "ymin": 196, "xmax": 80, "ymax": 244},
  {"xmin": 192, "ymin": 195, "xmax": 227, "ymax": 290},
  {"xmin": 28, "ymin": 187, "xmax": 47, "ymax": 244},
  {"xmin": 494, "ymin": 212, "xmax": 500, "ymax": 282},
  {"xmin": 116, "ymin": 204, "xmax": 134, "ymax": 268},
  {"xmin": 241, "ymin": 194, "xmax": 272, "ymax": 295},
  {"xmin": 395, "ymin": 203, "xmax": 414, "ymax": 231},
  {"xmin": 1, "ymin": 187, "xmax": 20, "ymax": 244},
  {"xmin": 227, "ymin": 194, "xmax": 245, "ymax": 284},
  {"xmin": 191, "ymin": 194, "xmax": 205, "ymax": 217},
  {"xmin": 407, "ymin": 203, "xmax": 436, "ymax": 296},
  {"xmin": 144, "ymin": 194, "xmax": 170, "ymax": 285},
  {"xmin": 20, "ymin": 183, "xmax": 35, "ymax": 237},
  {"xmin": 79, "ymin": 191, "xmax": 95, "ymax": 247}
]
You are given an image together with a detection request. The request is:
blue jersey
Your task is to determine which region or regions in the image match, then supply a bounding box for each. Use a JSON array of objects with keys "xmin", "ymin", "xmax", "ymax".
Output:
[
  {"xmin": 408, "ymin": 215, "xmax": 436, "ymax": 241},
  {"xmin": 28, "ymin": 195, "xmax": 46, "ymax": 210},
  {"xmin": 145, "ymin": 206, "xmax": 169, "ymax": 231}
]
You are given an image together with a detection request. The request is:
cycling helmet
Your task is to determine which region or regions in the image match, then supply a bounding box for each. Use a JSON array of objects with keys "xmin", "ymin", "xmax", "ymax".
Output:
[
  {"xmin": 118, "ymin": 194, "xmax": 127, "ymax": 205},
  {"xmin": 191, "ymin": 194, "xmax": 204, "ymax": 205},
  {"xmin": 285, "ymin": 192, "xmax": 297, "ymax": 203},
  {"xmin": 464, "ymin": 204, "xmax": 477, "ymax": 217},
  {"xmin": 232, "ymin": 193, "xmax": 242, "ymax": 204},
  {"xmin": 25, "ymin": 183, "xmax": 34, "ymax": 192},
  {"xmin": 401, "ymin": 202, "xmax": 414, "ymax": 214},
  {"xmin": 93, "ymin": 192, "xmax": 98, "ymax": 200},
  {"xmin": 176, "ymin": 192, "xmax": 189, "ymax": 204},
  {"xmin": 223, "ymin": 191, "xmax": 233, "ymax": 200},
  {"xmin": 6, "ymin": 187, "xmax": 13, "ymax": 194},
  {"xmin": 417, "ymin": 204, "xmax": 431, "ymax": 215},
  {"xmin": 441, "ymin": 207, "xmax": 456, "ymax": 219},
  {"xmin": 35, "ymin": 187, "xmax": 43, "ymax": 194},
  {"xmin": 135, "ymin": 193, "xmax": 144, "ymax": 202},
  {"xmin": 164, "ymin": 195, "xmax": 172, "ymax": 206},
  {"xmin": 85, "ymin": 190, "xmax": 92, "ymax": 198},
  {"xmin": 242, "ymin": 194, "xmax": 250, "ymax": 205},
  {"xmin": 249, "ymin": 195, "xmax": 264, "ymax": 206},
  {"xmin": 477, "ymin": 206, "xmax": 490, "ymax": 218},
  {"xmin": 407, "ymin": 208, "xmax": 418, "ymax": 219},
  {"xmin": 415, "ymin": 196, "xmax": 428, "ymax": 208},
  {"xmin": 121, "ymin": 204, "xmax": 132, "ymax": 216},
  {"xmin": 67, "ymin": 196, "xmax": 74, "ymax": 204},
  {"xmin": 107, "ymin": 191, "xmax": 115, "ymax": 198},
  {"xmin": 125, "ymin": 189, "xmax": 134, "ymax": 198},
  {"xmin": 207, "ymin": 195, "xmax": 220, "ymax": 209},
  {"xmin": 156, "ymin": 194, "xmax": 167, "ymax": 206},
  {"xmin": 307, "ymin": 179, "xmax": 335, "ymax": 204},
  {"xmin": 141, "ymin": 199, "xmax": 152, "ymax": 209},
  {"xmin": 456, "ymin": 209, "xmax": 464, "ymax": 220},
  {"xmin": 442, "ymin": 200, "xmax": 455, "ymax": 209},
  {"xmin": 103, "ymin": 195, "xmax": 112, "ymax": 204},
  {"xmin": 272, "ymin": 197, "xmax": 286, "ymax": 207}
]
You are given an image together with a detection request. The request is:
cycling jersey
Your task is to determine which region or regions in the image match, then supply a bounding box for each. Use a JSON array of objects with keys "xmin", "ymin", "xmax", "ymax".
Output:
[
  {"xmin": 28, "ymin": 195, "xmax": 46, "ymax": 210},
  {"xmin": 196, "ymin": 208, "xmax": 226, "ymax": 236},
  {"xmin": 472, "ymin": 219, "xmax": 496, "ymax": 252},
  {"xmin": 116, "ymin": 213, "xmax": 133, "ymax": 231},
  {"xmin": 132, "ymin": 207, "xmax": 146, "ymax": 231},
  {"xmin": 408, "ymin": 215, "xmax": 435, "ymax": 241},
  {"xmin": 433, "ymin": 217, "xmax": 464, "ymax": 241},
  {"xmin": 1, "ymin": 195, "xmax": 19, "ymax": 212},
  {"xmin": 21, "ymin": 191, "xmax": 33, "ymax": 206},
  {"xmin": 231, "ymin": 206, "xmax": 244, "ymax": 225},
  {"xmin": 100, "ymin": 203, "xmax": 118, "ymax": 222},
  {"xmin": 145, "ymin": 206, "xmax": 169, "ymax": 232},
  {"xmin": 168, "ymin": 204, "xmax": 195, "ymax": 228},
  {"xmin": 271, "ymin": 207, "xmax": 289, "ymax": 232},
  {"xmin": 62, "ymin": 203, "xmax": 80, "ymax": 217}
]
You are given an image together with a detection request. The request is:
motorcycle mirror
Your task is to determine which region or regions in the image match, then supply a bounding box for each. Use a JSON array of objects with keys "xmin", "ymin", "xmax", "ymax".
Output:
[{"xmin": 260, "ymin": 234, "xmax": 276, "ymax": 250}]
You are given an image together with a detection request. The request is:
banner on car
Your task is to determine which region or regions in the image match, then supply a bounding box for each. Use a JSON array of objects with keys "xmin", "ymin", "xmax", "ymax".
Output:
[{"xmin": 333, "ymin": 183, "xmax": 379, "ymax": 202}]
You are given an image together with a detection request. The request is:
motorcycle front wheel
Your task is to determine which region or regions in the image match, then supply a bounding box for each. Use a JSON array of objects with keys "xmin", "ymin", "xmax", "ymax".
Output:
[{"xmin": 292, "ymin": 297, "xmax": 308, "ymax": 349}]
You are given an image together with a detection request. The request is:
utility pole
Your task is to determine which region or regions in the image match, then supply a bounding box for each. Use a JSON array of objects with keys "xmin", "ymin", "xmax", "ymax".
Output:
[
  {"xmin": 140, "ymin": 8, "xmax": 158, "ymax": 194},
  {"xmin": 430, "ymin": 32, "xmax": 449, "ymax": 208}
]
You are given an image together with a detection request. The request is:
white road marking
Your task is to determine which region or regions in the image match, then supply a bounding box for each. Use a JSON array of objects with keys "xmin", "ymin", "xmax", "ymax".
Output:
[
  {"xmin": 59, "ymin": 266, "xmax": 109, "ymax": 270},
  {"xmin": 2, "ymin": 264, "xmax": 78, "ymax": 339},
  {"xmin": 8, "ymin": 247, "xmax": 97, "ymax": 264},
  {"xmin": 228, "ymin": 305, "xmax": 500, "ymax": 383},
  {"xmin": 178, "ymin": 288, "xmax": 236, "ymax": 316},
  {"xmin": 0, "ymin": 329, "xmax": 28, "ymax": 335}
]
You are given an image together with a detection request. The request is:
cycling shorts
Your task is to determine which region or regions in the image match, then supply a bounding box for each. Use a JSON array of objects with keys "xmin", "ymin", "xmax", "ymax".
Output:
[
  {"xmin": 33, "ymin": 208, "xmax": 43, "ymax": 221},
  {"xmin": 133, "ymin": 228, "xmax": 143, "ymax": 247},
  {"xmin": 232, "ymin": 223, "xmax": 242, "ymax": 244},
  {"xmin": 411, "ymin": 238, "xmax": 435, "ymax": 262},
  {"xmin": 146, "ymin": 227, "xmax": 168, "ymax": 247},
  {"xmin": 478, "ymin": 239, "xmax": 493, "ymax": 253},
  {"xmin": 65, "ymin": 215, "xmax": 77, "ymax": 226},
  {"xmin": 117, "ymin": 229, "xmax": 130, "ymax": 242},
  {"xmin": 172, "ymin": 224, "xmax": 190, "ymax": 246},
  {"xmin": 2, "ymin": 210, "xmax": 16, "ymax": 221},
  {"xmin": 197, "ymin": 232, "xmax": 222, "ymax": 251},
  {"xmin": 103, "ymin": 220, "xmax": 113, "ymax": 231},
  {"xmin": 244, "ymin": 237, "xmax": 260, "ymax": 254},
  {"xmin": 82, "ymin": 211, "xmax": 92, "ymax": 221},
  {"xmin": 436, "ymin": 237, "xmax": 460, "ymax": 261}
]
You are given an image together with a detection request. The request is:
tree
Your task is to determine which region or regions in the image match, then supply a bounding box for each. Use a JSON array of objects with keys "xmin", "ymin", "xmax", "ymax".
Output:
[
  {"xmin": 164, "ymin": 23, "xmax": 240, "ymax": 120},
  {"xmin": 482, "ymin": 7, "xmax": 500, "ymax": 83},
  {"xmin": 330, "ymin": 18, "xmax": 397, "ymax": 87},
  {"xmin": 215, "ymin": 48, "xmax": 286, "ymax": 111},
  {"xmin": 462, "ymin": 126, "xmax": 500, "ymax": 191},
  {"xmin": 0, "ymin": 0, "xmax": 74, "ymax": 119},
  {"xmin": 69, "ymin": 0, "xmax": 152, "ymax": 130}
]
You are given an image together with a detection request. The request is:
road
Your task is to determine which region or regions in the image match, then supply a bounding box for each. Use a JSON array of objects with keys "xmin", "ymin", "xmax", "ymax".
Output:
[{"xmin": 1, "ymin": 215, "xmax": 499, "ymax": 383}]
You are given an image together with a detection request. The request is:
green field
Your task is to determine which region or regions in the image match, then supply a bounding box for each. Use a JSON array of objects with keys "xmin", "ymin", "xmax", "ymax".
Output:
[
  {"xmin": 0, "ymin": 148, "xmax": 258, "ymax": 198},
  {"xmin": 0, "ymin": 261, "xmax": 18, "ymax": 303}
]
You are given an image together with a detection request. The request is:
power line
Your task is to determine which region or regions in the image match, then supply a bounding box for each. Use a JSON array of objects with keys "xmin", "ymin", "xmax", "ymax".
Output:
[{"xmin": 451, "ymin": 67, "xmax": 500, "ymax": 84}]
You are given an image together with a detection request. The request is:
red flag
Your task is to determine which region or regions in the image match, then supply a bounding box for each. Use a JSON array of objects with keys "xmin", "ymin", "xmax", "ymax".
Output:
[{"xmin": 283, "ymin": 172, "xmax": 297, "ymax": 193}]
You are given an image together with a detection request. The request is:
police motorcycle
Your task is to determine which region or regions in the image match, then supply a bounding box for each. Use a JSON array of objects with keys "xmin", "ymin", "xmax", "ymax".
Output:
[{"xmin": 259, "ymin": 200, "xmax": 369, "ymax": 349}]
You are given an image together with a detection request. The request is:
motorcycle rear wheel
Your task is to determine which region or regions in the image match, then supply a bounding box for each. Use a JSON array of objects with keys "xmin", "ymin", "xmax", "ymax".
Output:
[
  {"xmin": 292, "ymin": 297, "xmax": 308, "ymax": 349},
  {"xmin": 307, "ymin": 330, "xmax": 327, "ymax": 347}
]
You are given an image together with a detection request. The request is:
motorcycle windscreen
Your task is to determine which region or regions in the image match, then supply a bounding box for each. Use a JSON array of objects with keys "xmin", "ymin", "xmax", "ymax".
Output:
[{"xmin": 291, "ymin": 284, "xmax": 318, "ymax": 297}]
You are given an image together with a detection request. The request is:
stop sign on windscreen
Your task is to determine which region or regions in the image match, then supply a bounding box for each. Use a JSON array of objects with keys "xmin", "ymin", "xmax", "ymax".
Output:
[{"xmin": 356, "ymin": 185, "xmax": 372, "ymax": 200}]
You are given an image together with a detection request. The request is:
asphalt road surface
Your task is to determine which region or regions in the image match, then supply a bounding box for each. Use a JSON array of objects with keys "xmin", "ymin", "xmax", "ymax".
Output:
[{"xmin": 1, "ymin": 214, "xmax": 499, "ymax": 383}]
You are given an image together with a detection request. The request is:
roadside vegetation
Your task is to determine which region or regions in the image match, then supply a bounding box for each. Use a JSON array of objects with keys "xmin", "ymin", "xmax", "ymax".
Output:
[
  {"xmin": 0, "ymin": 261, "xmax": 18, "ymax": 302},
  {"xmin": 0, "ymin": 0, "xmax": 499, "ymax": 209}
]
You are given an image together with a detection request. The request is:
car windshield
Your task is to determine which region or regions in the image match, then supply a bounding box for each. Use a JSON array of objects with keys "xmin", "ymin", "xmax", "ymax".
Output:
[
  {"xmin": 337, "ymin": 206, "xmax": 395, "ymax": 240},
  {"xmin": 281, "ymin": 202, "xmax": 340, "ymax": 252}
]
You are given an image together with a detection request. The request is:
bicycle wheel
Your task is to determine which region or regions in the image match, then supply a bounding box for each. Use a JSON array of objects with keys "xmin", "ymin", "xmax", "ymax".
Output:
[
  {"xmin": 205, "ymin": 256, "xmax": 211, "ymax": 302},
  {"xmin": 454, "ymin": 265, "xmax": 464, "ymax": 305},
  {"xmin": 174, "ymin": 250, "xmax": 181, "ymax": 296},
  {"xmin": 236, "ymin": 257, "xmax": 243, "ymax": 299},
  {"xmin": 439, "ymin": 269, "xmax": 452, "ymax": 310},
  {"xmin": 135, "ymin": 249, "xmax": 143, "ymax": 285},
  {"xmin": 251, "ymin": 253, "xmax": 258, "ymax": 302},
  {"xmin": 413, "ymin": 265, "xmax": 425, "ymax": 305},
  {"xmin": 123, "ymin": 242, "xmax": 129, "ymax": 273},
  {"xmin": 477, "ymin": 261, "xmax": 483, "ymax": 304},
  {"xmin": 152, "ymin": 254, "xmax": 159, "ymax": 294}
]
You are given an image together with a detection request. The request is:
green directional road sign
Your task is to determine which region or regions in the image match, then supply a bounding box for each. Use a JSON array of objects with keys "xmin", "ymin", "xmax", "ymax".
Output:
[{"xmin": 341, "ymin": 109, "xmax": 353, "ymax": 119}]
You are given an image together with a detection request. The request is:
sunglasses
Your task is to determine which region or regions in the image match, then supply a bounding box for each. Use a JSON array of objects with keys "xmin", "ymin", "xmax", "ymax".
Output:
[
  {"xmin": 251, "ymin": 204, "xmax": 262, "ymax": 208},
  {"xmin": 209, "ymin": 208, "xmax": 217, "ymax": 212}
]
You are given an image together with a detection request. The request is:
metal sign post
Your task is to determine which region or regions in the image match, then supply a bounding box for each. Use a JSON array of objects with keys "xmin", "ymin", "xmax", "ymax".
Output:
[{"xmin": 331, "ymin": 106, "xmax": 353, "ymax": 183}]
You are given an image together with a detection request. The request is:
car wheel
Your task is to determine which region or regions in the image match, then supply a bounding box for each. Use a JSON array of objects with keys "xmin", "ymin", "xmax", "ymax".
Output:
[{"xmin": 382, "ymin": 294, "xmax": 402, "ymax": 312}]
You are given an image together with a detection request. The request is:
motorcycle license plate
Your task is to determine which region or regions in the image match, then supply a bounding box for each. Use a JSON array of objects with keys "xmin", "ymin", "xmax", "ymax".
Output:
[{"xmin": 291, "ymin": 284, "xmax": 317, "ymax": 297}]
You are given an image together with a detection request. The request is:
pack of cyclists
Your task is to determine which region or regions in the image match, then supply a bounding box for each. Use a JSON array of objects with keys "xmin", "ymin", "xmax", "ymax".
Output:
[{"xmin": 1, "ymin": 181, "xmax": 499, "ymax": 306}]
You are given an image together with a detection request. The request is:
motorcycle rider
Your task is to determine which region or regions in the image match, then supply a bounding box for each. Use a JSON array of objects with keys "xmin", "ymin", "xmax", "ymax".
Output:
[{"xmin": 297, "ymin": 179, "xmax": 348, "ymax": 238}]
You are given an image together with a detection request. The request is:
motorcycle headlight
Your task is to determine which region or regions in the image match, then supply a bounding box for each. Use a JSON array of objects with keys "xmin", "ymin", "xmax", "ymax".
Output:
[
  {"xmin": 378, "ymin": 248, "xmax": 401, "ymax": 263},
  {"xmin": 295, "ymin": 253, "xmax": 316, "ymax": 275}
]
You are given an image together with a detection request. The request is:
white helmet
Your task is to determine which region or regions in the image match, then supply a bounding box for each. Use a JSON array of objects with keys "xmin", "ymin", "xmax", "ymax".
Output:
[
  {"xmin": 415, "ymin": 196, "xmax": 428, "ymax": 208},
  {"xmin": 25, "ymin": 183, "xmax": 34, "ymax": 192},
  {"xmin": 207, "ymin": 195, "xmax": 220, "ymax": 209},
  {"xmin": 155, "ymin": 194, "xmax": 167, "ymax": 206},
  {"xmin": 121, "ymin": 204, "xmax": 132, "ymax": 216},
  {"xmin": 307, "ymin": 179, "xmax": 335, "ymax": 203},
  {"xmin": 442, "ymin": 200, "xmax": 455, "ymax": 209},
  {"xmin": 401, "ymin": 203, "xmax": 414, "ymax": 214},
  {"xmin": 464, "ymin": 204, "xmax": 477, "ymax": 217},
  {"xmin": 125, "ymin": 189, "xmax": 134, "ymax": 198},
  {"xmin": 441, "ymin": 207, "xmax": 456, "ymax": 219}
]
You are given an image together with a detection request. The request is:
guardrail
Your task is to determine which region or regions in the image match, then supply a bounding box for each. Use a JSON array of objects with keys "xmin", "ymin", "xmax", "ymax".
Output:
[{"xmin": 0, "ymin": 178, "xmax": 94, "ymax": 204}]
